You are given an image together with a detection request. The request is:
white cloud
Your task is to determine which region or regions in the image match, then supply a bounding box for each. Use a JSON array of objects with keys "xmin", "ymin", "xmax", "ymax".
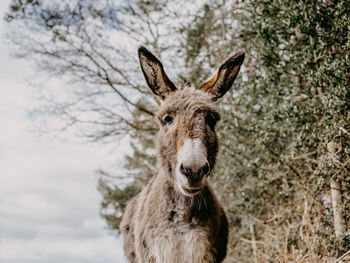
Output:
[
  {"xmin": 0, "ymin": 1, "xmax": 128, "ymax": 262},
  {"xmin": 1, "ymin": 235, "xmax": 127, "ymax": 263}
]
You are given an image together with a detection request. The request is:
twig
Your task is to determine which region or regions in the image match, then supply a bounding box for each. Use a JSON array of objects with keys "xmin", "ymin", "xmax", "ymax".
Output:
[
  {"xmin": 340, "ymin": 127, "xmax": 350, "ymax": 136},
  {"xmin": 335, "ymin": 249, "xmax": 350, "ymax": 263},
  {"xmin": 263, "ymin": 142, "xmax": 303, "ymax": 180},
  {"xmin": 250, "ymin": 224, "xmax": 258, "ymax": 263}
]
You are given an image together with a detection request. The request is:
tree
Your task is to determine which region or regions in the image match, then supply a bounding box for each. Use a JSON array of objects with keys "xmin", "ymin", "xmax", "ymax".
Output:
[
  {"xmin": 245, "ymin": 1, "xmax": 350, "ymax": 260},
  {"xmin": 4, "ymin": 0, "xmax": 200, "ymax": 232},
  {"xmin": 4, "ymin": 0, "xmax": 186, "ymax": 140}
]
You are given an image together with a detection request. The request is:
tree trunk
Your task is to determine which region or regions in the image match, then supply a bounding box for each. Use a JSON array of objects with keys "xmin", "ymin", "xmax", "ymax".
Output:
[
  {"xmin": 327, "ymin": 141, "xmax": 345, "ymax": 239},
  {"xmin": 330, "ymin": 178, "xmax": 345, "ymax": 239}
]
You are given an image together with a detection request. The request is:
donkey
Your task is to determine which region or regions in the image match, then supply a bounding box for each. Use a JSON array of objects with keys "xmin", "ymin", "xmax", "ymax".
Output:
[{"xmin": 120, "ymin": 46, "xmax": 244, "ymax": 263}]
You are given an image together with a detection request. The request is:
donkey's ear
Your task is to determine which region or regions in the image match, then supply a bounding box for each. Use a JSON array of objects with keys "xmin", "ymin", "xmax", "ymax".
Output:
[
  {"xmin": 138, "ymin": 46, "xmax": 177, "ymax": 100},
  {"xmin": 200, "ymin": 51, "xmax": 245, "ymax": 101}
]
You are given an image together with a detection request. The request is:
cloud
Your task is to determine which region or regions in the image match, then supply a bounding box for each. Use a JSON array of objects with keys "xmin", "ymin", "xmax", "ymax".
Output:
[
  {"xmin": 0, "ymin": 1, "xmax": 128, "ymax": 262},
  {"xmin": 1, "ymin": 235, "xmax": 126, "ymax": 263},
  {"xmin": 0, "ymin": 105, "xmax": 128, "ymax": 262}
]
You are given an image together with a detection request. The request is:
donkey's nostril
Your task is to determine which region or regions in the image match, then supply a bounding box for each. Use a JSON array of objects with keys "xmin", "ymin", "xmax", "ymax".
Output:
[
  {"xmin": 180, "ymin": 164, "xmax": 185, "ymax": 174},
  {"xmin": 180, "ymin": 163, "xmax": 192, "ymax": 177},
  {"xmin": 199, "ymin": 164, "xmax": 210, "ymax": 176}
]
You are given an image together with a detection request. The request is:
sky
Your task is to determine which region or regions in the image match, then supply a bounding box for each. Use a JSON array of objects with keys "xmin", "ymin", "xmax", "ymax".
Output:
[{"xmin": 0, "ymin": 1, "xmax": 128, "ymax": 262}]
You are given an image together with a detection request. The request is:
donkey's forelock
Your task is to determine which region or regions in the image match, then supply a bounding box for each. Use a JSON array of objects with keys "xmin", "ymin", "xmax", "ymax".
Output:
[{"xmin": 157, "ymin": 85, "xmax": 217, "ymax": 116}]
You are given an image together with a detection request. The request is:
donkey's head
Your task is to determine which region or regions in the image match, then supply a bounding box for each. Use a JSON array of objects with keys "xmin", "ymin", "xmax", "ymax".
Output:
[{"xmin": 138, "ymin": 47, "xmax": 244, "ymax": 197}]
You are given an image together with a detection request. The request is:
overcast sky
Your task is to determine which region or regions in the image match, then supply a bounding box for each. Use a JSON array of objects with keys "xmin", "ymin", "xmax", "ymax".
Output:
[{"xmin": 0, "ymin": 1, "xmax": 128, "ymax": 262}]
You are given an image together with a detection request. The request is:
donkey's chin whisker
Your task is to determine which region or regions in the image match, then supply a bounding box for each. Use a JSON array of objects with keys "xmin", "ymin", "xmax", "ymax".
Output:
[
  {"xmin": 187, "ymin": 185, "xmax": 203, "ymax": 190},
  {"xmin": 183, "ymin": 186, "xmax": 203, "ymax": 196},
  {"xmin": 186, "ymin": 187, "xmax": 202, "ymax": 192}
]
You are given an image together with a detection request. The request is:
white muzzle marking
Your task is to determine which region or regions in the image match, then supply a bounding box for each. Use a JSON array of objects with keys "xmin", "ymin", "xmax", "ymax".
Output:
[{"xmin": 176, "ymin": 138, "xmax": 208, "ymax": 194}]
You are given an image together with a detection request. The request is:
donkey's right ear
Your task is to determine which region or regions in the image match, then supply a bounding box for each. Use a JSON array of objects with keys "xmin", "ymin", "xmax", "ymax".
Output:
[{"xmin": 138, "ymin": 46, "xmax": 177, "ymax": 100}]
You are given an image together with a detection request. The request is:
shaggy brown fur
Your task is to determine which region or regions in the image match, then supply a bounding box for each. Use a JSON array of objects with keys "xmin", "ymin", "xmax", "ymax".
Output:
[{"xmin": 120, "ymin": 47, "xmax": 244, "ymax": 263}]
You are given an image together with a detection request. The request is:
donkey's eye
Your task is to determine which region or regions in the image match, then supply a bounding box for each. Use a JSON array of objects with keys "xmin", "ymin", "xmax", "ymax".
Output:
[
  {"xmin": 205, "ymin": 114, "xmax": 217, "ymax": 129},
  {"xmin": 163, "ymin": 115, "xmax": 173, "ymax": 125}
]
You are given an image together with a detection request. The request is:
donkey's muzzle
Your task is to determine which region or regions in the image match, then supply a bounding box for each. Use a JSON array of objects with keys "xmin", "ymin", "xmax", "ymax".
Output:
[{"xmin": 180, "ymin": 163, "xmax": 210, "ymax": 184}]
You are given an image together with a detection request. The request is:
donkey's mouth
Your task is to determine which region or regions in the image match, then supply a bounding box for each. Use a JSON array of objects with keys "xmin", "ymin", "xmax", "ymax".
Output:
[{"xmin": 184, "ymin": 186, "xmax": 203, "ymax": 195}]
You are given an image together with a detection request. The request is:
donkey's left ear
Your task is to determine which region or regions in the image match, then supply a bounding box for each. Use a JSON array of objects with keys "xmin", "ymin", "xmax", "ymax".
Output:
[
  {"xmin": 200, "ymin": 51, "xmax": 245, "ymax": 100},
  {"xmin": 138, "ymin": 46, "xmax": 177, "ymax": 100}
]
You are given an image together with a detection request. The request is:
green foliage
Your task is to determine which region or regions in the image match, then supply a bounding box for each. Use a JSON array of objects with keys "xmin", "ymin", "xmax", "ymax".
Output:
[
  {"xmin": 98, "ymin": 97, "xmax": 157, "ymax": 231},
  {"xmin": 179, "ymin": 0, "xmax": 246, "ymax": 85},
  {"xmin": 99, "ymin": 180, "xmax": 141, "ymax": 232},
  {"xmin": 209, "ymin": 0, "xmax": 350, "ymax": 261}
]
